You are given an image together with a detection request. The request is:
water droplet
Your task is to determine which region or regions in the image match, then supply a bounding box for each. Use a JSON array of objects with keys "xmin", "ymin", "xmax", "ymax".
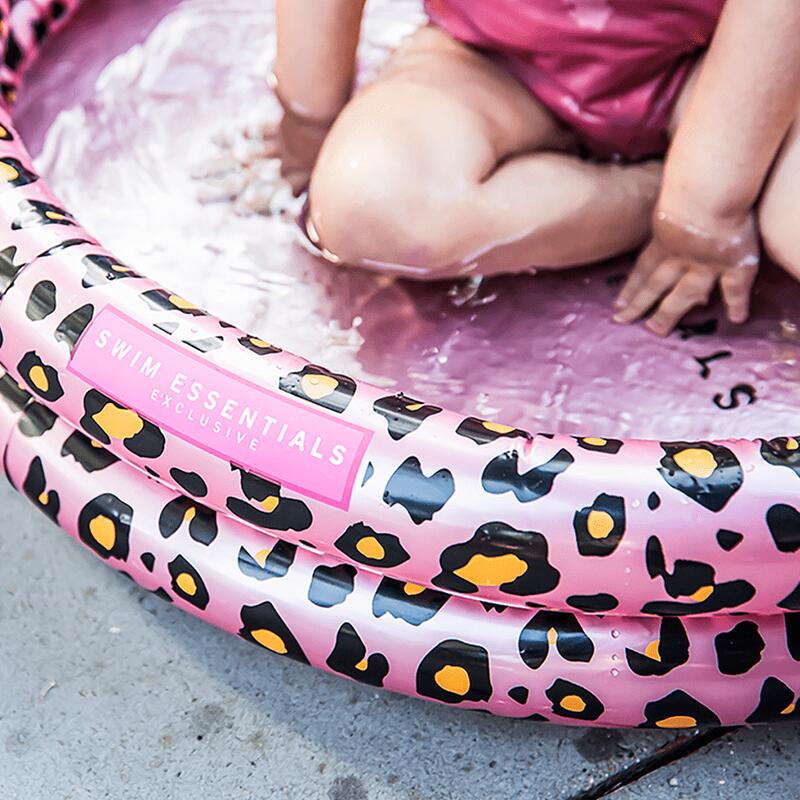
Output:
[
  {"xmin": 631, "ymin": 498, "xmax": 641, "ymax": 509},
  {"xmin": 610, "ymin": 668, "xmax": 619, "ymax": 677},
  {"xmin": 610, "ymin": 629, "xmax": 620, "ymax": 639}
]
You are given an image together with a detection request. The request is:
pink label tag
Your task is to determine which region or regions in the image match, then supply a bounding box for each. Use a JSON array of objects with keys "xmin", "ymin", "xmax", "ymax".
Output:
[{"xmin": 68, "ymin": 306, "xmax": 372, "ymax": 510}]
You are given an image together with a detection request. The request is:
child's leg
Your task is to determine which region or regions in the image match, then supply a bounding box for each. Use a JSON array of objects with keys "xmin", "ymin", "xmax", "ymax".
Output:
[
  {"xmin": 308, "ymin": 26, "xmax": 660, "ymax": 279},
  {"xmin": 757, "ymin": 118, "xmax": 800, "ymax": 279}
]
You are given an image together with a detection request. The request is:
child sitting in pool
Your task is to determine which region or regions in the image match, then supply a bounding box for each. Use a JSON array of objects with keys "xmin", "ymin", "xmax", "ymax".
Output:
[{"xmin": 265, "ymin": 0, "xmax": 800, "ymax": 336}]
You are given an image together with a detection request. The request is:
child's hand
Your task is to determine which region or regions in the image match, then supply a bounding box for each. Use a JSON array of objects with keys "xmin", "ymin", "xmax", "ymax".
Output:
[
  {"xmin": 269, "ymin": 104, "xmax": 336, "ymax": 196},
  {"xmin": 613, "ymin": 208, "xmax": 760, "ymax": 336}
]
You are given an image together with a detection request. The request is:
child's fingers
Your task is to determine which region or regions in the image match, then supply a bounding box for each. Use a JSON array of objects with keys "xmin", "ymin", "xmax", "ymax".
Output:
[
  {"xmin": 613, "ymin": 260, "xmax": 686, "ymax": 324},
  {"xmin": 721, "ymin": 266, "xmax": 757, "ymax": 324},
  {"xmin": 615, "ymin": 246, "xmax": 657, "ymax": 309},
  {"xmin": 644, "ymin": 272, "xmax": 715, "ymax": 337}
]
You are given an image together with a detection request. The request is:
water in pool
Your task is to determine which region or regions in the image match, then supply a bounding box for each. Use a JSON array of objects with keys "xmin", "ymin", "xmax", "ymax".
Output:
[{"xmin": 16, "ymin": 0, "xmax": 800, "ymax": 441}]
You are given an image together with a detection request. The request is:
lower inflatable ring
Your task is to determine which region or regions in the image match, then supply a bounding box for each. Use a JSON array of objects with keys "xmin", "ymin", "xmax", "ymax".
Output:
[
  {"xmin": 1, "ymin": 0, "xmax": 800, "ymax": 728},
  {"xmin": 4, "ymin": 386, "xmax": 800, "ymax": 728}
]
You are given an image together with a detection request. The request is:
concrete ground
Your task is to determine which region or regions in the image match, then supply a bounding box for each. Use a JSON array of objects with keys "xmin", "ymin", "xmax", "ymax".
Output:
[{"xmin": 1, "ymin": 481, "xmax": 799, "ymax": 799}]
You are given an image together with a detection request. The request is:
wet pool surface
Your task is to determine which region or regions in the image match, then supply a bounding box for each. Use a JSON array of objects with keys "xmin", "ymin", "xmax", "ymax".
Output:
[{"xmin": 4, "ymin": 1, "xmax": 800, "ymax": 797}]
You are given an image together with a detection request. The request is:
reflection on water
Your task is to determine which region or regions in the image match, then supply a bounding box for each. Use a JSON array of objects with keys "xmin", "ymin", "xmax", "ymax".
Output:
[{"xmin": 16, "ymin": 0, "xmax": 800, "ymax": 440}]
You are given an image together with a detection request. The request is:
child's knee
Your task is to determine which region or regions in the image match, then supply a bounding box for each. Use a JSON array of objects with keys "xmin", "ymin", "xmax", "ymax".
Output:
[{"xmin": 307, "ymin": 129, "xmax": 476, "ymax": 277}]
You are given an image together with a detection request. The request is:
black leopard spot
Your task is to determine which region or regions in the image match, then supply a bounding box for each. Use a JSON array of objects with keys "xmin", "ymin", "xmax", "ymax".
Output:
[
  {"xmin": 158, "ymin": 497, "xmax": 218, "ymax": 545},
  {"xmin": 308, "ymin": 564, "xmax": 356, "ymax": 608},
  {"xmin": 169, "ymin": 468, "xmax": 208, "ymax": 497},
  {"xmin": 0, "ymin": 157, "xmax": 37, "ymax": 190},
  {"xmin": 81, "ymin": 254, "xmax": 141, "ymax": 288},
  {"xmin": 12, "ymin": 200, "xmax": 75, "ymax": 229},
  {"xmin": 18, "ymin": 351, "xmax": 63, "ymax": 401},
  {"xmin": 77, "ymin": 493, "xmax": 132, "ymax": 561},
  {"xmin": 167, "ymin": 555, "xmax": 209, "ymax": 610},
  {"xmin": 647, "ymin": 492, "xmax": 661, "ymax": 510},
  {"xmin": 25, "ymin": 280, "xmax": 56, "ymax": 320},
  {"xmin": 17, "ymin": 403, "xmax": 56, "ymax": 437},
  {"xmin": 361, "ymin": 462, "xmax": 374, "ymax": 486},
  {"xmin": 239, "ymin": 601, "xmax": 308, "ymax": 663},
  {"xmin": 22, "ymin": 456, "xmax": 59, "ymax": 522},
  {"xmin": 642, "ymin": 535, "xmax": 755, "ymax": 615},
  {"xmin": 151, "ymin": 587, "xmax": 173, "ymax": 603},
  {"xmin": 238, "ymin": 335, "xmax": 281, "ymax": 355},
  {"xmin": 279, "ymin": 364, "xmax": 355, "ymax": 413},
  {"xmin": 508, "ymin": 686, "xmax": 529, "ymax": 705},
  {"xmin": 4, "ymin": 32, "xmax": 22, "ymax": 70},
  {"xmin": 373, "ymin": 394, "xmax": 442, "ymax": 440},
  {"xmin": 786, "ymin": 614, "xmax": 800, "ymax": 660},
  {"xmin": 519, "ymin": 611, "xmax": 594, "ymax": 670},
  {"xmin": 237, "ymin": 541, "xmax": 296, "ymax": 581},
  {"xmin": 746, "ymin": 677, "xmax": 800, "ymax": 723},
  {"xmin": 0, "ymin": 245, "xmax": 24, "ymax": 294},
  {"xmin": 37, "ymin": 238, "xmax": 94, "ymax": 259},
  {"xmin": 334, "ymin": 522, "xmax": 410, "ymax": 568},
  {"xmin": 573, "ymin": 493, "xmax": 625, "ymax": 557},
  {"xmin": 416, "ymin": 640, "xmax": 492, "ymax": 704},
  {"xmin": 545, "ymin": 679, "xmax": 603, "ymax": 721},
  {"xmin": 383, "ymin": 456, "xmax": 454, "ymax": 524},
  {"xmin": 625, "ymin": 618, "xmax": 689, "ymax": 676},
  {"xmin": 372, "ymin": 576, "xmax": 449, "ymax": 625},
  {"xmin": 54, "ymin": 304, "xmax": 94, "ymax": 351},
  {"xmin": 779, "ymin": 584, "xmax": 800, "ymax": 612},
  {"xmin": 184, "ymin": 335, "xmax": 223, "ymax": 353},
  {"xmin": 714, "ymin": 621, "xmax": 764, "ymax": 675},
  {"xmin": 140, "ymin": 288, "xmax": 207, "ymax": 315},
  {"xmin": 60, "ymin": 431, "xmax": 119, "ymax": 472},
  {"xmin": 433, "ymin": 521, "xmax": 560, "ymax": 597},
  {"xmin": 140, "ymin": 552, "xmax": 155, "ymax": 572},
  {"xmin": 80, "ymin": 390, "xmax": 165, "ymax": 459},
  {"xmin": 226, "ymin": 466, "xmax": 312, "ymax": 532},
  {"xmin": 716, "ymin": 529, "xmax": 743, "ymax": 551},
  {"xmin": 0, "ymin": 372, "xmax": 29, "ymax": 414},
  {"xmin": 566, "ymin": 593, "xmax": 619, "ymax": 612},
  {"xmin": 455, "ymin": 417, "xmax": 531, "ymax": 446},
  {"xmin": 766, "ymin": 504, "xmax": 800, "ymax": 553},
  {"xmin": 326, "ymin": 623, "xmax": 388, "ymax": 687},
  {"xmin": 759, "ymin": 436, "xmax": 800, "ymax": 479},
  {"xmin": 640, "ymin": 690, "xmax": 720, "ymax": 728},
  {"xmin": 574, "ymin": 437, "xmax": 623, "ymax": 454},
  {"xmin": 657, "ymin": 441, "xmax": 743, "ymax": 511},
  {"xmin": 481, "ymin": 449, "xmax": 574, "ymax": 503}
]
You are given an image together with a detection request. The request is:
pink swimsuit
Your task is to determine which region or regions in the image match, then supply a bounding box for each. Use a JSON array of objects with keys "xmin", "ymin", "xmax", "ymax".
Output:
[{"xmin": 424, "ymin": 0, "xmax": 727, "ymax": 160}]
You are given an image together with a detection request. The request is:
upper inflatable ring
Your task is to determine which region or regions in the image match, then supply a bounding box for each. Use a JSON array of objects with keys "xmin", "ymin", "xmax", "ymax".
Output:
[{"xmin": 0, "ymin": 0, "xmax": 800, "ymax": 619}]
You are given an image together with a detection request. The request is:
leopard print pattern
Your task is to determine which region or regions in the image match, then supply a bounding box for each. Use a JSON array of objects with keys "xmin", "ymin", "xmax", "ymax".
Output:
[{"xmin": 1, "ymin": 0, "xmax": 800, "ymax": 728}]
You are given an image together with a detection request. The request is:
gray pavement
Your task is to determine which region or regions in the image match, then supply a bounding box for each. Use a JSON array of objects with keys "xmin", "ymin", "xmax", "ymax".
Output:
[{"xmin": 1, "ymin": 480, "xmax": 798, "ymax": 799}]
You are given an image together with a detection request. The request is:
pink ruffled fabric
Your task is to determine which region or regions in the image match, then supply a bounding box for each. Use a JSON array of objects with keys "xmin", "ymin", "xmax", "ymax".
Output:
[{"xmin": 425, "ymin": 0, "xmax": 726, "ymax": 159}]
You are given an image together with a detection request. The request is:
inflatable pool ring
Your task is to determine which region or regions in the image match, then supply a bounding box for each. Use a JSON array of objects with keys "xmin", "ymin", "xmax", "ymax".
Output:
[
  {"xmin": 4, "ymin": 388, "xmax": 800, "ymax": 728},
  {"xmin": 1, "ymin": 0, "xmax": 800, "ymax": 727}
]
